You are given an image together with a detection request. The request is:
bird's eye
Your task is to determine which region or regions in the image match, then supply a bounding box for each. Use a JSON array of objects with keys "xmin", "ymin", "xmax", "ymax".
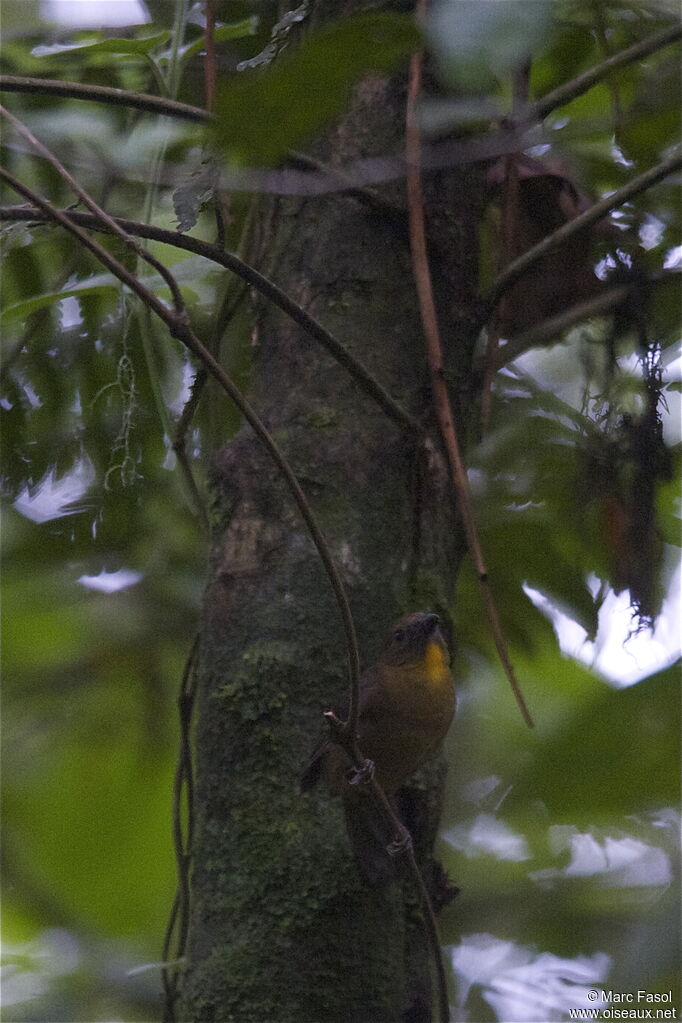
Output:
[{"xmin": 394, "ymin": 628, "xmax": 405, "ymax": 643}]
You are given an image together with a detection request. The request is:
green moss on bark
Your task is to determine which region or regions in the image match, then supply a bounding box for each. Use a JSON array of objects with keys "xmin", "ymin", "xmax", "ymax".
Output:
[{"xmin": 179, "ymin": 1, "xmax": 482, "ymax": 1018}]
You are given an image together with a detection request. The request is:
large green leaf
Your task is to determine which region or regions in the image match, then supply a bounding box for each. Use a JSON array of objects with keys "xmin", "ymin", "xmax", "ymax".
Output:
[
  {"xmin": 212, "ymin": 12, "xmax": 420, "ymax": 164},
  {"xmin": 524, "ymin": 661, "xmax": 681, "ymax": 819}
]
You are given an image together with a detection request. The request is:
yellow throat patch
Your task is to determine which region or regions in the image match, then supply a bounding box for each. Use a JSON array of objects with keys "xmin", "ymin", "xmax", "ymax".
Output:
[{"xmin": 424, "ymin": 640, "xmax": 449, "ymax": 686}]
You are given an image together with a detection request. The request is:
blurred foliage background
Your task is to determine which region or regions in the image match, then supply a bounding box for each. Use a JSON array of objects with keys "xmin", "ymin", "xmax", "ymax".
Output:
[{"xmin": 1, "ymin": 1, "xmax": 680, "ymax": 1020}]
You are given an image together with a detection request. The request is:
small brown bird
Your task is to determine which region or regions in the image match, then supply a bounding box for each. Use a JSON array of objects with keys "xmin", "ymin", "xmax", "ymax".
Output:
[{"xmin": 301, "ymin": 611, "xmax": 456, "ymax": 884}]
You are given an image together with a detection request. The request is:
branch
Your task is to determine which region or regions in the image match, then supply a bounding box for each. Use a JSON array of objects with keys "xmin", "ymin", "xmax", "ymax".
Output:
[
  {"xmin": 0, "ymin": 169, "xmax": 363, "ymax": 746},
  {"xmin": 530, "ymin": 22, "xmax": 682, "ymax": 121},
  {"xmin": 485, "ymin": 146, "xmax": 682, "ymax": 310},
  {"xmin": 483, "ymin": 269, "xmax": 681, "ymax": 370},
  {"xmin": 0, "ymin": 74, "xmax": 209, "ymax": 122},
  {"xmin": 495, "ymin": 285, "xmax": 629, "ymax": 366},
  {"xmin": 406, "ymin": 12, "xmax": 534, "ymax": 732},
  {"xmin": 0, "ymin": 205, "xmax": 419, "ymax": 434},
  {"xmin": 162, "ymin": 634, "xmax": 200, "ymax": 1022}
]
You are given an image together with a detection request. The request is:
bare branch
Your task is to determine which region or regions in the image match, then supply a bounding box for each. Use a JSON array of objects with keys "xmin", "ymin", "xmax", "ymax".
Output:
[
  {"xmin": 480, "ymin": 270, "xmax": 680, "ymax": 370},
  {"xmin": 496, "ymin": 285, "xmax": 629, "ymax": 365},
  {"xmin": 0, "ymin": 73, "xmax": 209, "ymax": 122},
  {"xmin": 485, "ymin": 146, "xmax": 682, "ymax": 311},
  {"xmin": 531, "ymin": 22, "xmax": 682, "ymax": 122}
]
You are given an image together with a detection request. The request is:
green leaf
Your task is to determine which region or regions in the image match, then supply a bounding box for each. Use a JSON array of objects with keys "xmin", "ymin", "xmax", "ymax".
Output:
[
  {"xmin": 525, "ymin": 662, "xmax": 681, "ymax": 819},
  {"xmin": 212, "ymin": 12, "xmax": 420, "ymax": 165},
  {"xmin": 32, "ymin": 31, "xmax": 171, "ymax": 58},
  {"xmin": 1, "ymin": 275, "xmax": 119, "ymax": 325}
]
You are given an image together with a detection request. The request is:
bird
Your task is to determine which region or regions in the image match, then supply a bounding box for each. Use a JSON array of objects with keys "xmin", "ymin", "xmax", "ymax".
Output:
[{"xmin": 301, "ymin": 611, "xmax": 455, "ymax": 884}]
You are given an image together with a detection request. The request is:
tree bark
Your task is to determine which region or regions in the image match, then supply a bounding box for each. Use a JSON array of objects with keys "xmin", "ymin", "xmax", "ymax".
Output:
[{"xmin": 180, "ymin": 4, "xmax": 484, "ymax": 1019}]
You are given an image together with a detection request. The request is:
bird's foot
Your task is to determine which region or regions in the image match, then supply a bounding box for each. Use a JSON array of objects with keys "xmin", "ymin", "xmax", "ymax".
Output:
[
  {"xmin": 387, "ymin": 825, "xmax": 413, "ymax": 859},
  {"xmin": 347, "ymin": 758, "xmax": 376, "ymax": 788}
]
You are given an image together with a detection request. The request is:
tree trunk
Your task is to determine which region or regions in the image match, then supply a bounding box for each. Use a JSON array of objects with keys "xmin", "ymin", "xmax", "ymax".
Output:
[{"xmin": 180, "ymin": 4, "xmax": 484, "ymax": 1019}]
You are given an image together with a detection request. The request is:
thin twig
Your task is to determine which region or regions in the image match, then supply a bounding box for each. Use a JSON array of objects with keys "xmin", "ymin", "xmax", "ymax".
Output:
[
  {"xmin": 406, "ymin": 10, "xmax": 534, "ymax": 732},
  {"xmin": 530, "ymin": 21, "xmax": 682, "ymax": 121},
  {"xmin": 493, "ymin": 285, "xmax": 629, "ymax": 367},
  {"xmin": 485, "ymin": 146, "xmax": 682, "ymax": 311},
  {"xmin": 0, "ymin": 74, "xmax": 209, "ymax": 121},
  {"xmin": 0, "ymin": 168, "xmax": 363, "ymax": 734},
  {"xmin": 0, "ymin": 205, "xmax": 419, "ymax": 433},
  {"xmin": 162, "ymin": 635, "xmax": 200, "ymax": 1023},
  {"xmin": 482, "ymin": 269, "xmax": 680, "ymax": 370},
  {"xmin": 0, "ymin": 173, "xmax": 178, "ymax": 325},
  {"xmin": 0, "ymin": 105, "xmax": 186, "ymax": 313}
]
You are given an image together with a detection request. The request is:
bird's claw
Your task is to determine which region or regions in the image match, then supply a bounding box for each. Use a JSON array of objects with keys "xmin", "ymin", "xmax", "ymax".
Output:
[
  {"xmin": 387, "ymin": 827, "xmax": 413, "ymax": 858},
  {"xmin": 347, "ymin": 758, "xmax": 376, "ymax": 787}
]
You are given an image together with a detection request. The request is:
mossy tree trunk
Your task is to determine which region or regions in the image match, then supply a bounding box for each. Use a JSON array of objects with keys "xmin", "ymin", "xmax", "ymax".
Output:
[{"xmin": 180, "ymin": 4, "xmax": 485, "ymax": 1020}]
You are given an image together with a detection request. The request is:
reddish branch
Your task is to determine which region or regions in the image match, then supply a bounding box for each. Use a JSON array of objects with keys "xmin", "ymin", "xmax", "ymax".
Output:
[{"xmin": 405, "ymin": 12, "xmax": 534, "ymax": 731}]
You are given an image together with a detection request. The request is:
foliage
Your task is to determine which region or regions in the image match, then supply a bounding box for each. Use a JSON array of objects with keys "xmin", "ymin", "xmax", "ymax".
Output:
[{"xmin": 1, "ymin": 0, "xmax": 680, "ymax": 1020}]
